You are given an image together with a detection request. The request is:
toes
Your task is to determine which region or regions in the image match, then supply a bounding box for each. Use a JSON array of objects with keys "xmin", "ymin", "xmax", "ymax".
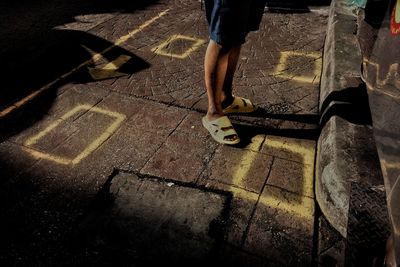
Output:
[{"xmin": 224, "ymin": 134, "xmax": 239, "ymax": 142}]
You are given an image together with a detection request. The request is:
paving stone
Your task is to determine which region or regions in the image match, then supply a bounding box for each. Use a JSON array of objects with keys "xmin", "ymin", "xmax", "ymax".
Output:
[
  {"xmin": 175, "ymin": 111, "xmax": 209, "ymax": 138},
  {"xmin": 244, "ymin": 185, "xmax": 315, "ymax": 266},
  {"xmin": 293, "ymin": 92, "xmax": 320, "ymax": 113},
  {"xmin": 277, "ymin": 117, "xmax": 319, "ymax": 131},
  {"xmin": 203, "ymin": 145, "xmax": 273, "ymax": 194},
  {"xmin": 261, "ymin": 135, "xmax": 316, "ymax": 165},
  {"xmin": 7, "ymin": 114, "xmax": 78, "ymax": 152},
  {"xmin": 126, "ymin": 100, "xmax": 188, "ymax": 135},
  {"xmin": 95, "ymin": 92, "xmax": 147, "ymax": 120},
  {"xmin": 191, "ymin": 95, "xmax": 208, "ymax": 113},
  {"xmin": 47, "ymin": 109, "xmax": 118, "ymax": 160},
  {"xmin": 267, "ymin": 158, "xmax": 314, "ymax": 198},
  {"xmin": 196, "ymin": 177, "xmax": 257, "ymax": 247},
  {"xmin": 46, "ymin": 85, "xmax": 110, "ymax": 121},
  {"xmin": 141, "ymin": 130, "xmax": 218, "ymax": 183},
  {"xmin": 87, "ymin": 124, "xmax": 168, "ymax": 172}
]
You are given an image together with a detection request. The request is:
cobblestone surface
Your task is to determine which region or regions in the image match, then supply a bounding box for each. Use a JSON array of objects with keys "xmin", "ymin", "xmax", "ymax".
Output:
[{"xmin": 0, "ymin": 0, "xmax": 328, "ymax": 266}]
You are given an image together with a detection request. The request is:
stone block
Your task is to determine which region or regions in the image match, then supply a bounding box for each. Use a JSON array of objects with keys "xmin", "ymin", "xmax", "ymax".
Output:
[{"xmin": 316, "ymin": 116, "xmax": 381, "ymax": 237}]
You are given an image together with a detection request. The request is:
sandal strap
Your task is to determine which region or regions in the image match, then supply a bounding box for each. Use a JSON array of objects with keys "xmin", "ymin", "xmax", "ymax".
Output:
[
  {"xmin": 210, "ymin": 116, "xmax": 234, "ymax": 128},
  {"xmin": 215, "ymin": 128, "xmax": 237, "ymax": 138}
]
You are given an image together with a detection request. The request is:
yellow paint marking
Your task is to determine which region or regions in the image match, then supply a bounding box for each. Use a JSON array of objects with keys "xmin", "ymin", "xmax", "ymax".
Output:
[
  {"xmin": 232, "ymin": 135, "xmax": 264, "ymax": 187},
  {"xmin": 259, "ymin": 190, "xmax": 315, "ymax": 217},
  {"xmin": 231, "ymin": 187, "xmax": 259, "ymax": 203},
  {"xmin": 273, "ymin": 51, "xmax": 322, "ymax": 84},
  {"xmin": 0, "ymin": 9, "xmax": 170, "ymax": 118},
  {"xmin": 23, "ymin": 104, "xmax": 126, "ymax": 165},
  {"xmin": 362, "ymin": 59, "xmax": 400, "ymax": 99},
  {"xmin": 265, "ymin": 137, "xmax": 315, "ymax": 199},
  {"xmin": 229, "ymin": 135, "xmax": 315, "ymax": 219},
  {"xmin": 381, "ymin": 159, "xmax": 400, "ymax": 170},
  {"xmin": 152, "ymin": 34, "xmax": 206, "ymax": 59},
  {"xmin": 88, "ymin": 55, "xmax": 131, "ymax": 80},
  {"xmin": 380, "ymin": 159, "xmax": 400, "ymax": 235}
]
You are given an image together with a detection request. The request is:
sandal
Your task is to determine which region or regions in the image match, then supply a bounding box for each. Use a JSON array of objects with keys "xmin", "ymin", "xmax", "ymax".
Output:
[
  {"xmin": 202, "ymin": 116, "xmax": 240, "ymax": 145},
  {"xmin": 223, "ymin": 96, "xmax": 256, "ymax": 114}
]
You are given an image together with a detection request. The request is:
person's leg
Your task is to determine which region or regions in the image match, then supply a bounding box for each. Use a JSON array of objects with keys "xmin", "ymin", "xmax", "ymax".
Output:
[
  {"xmin": 222, "ymin": 44, "xmax": 241, "ymax": 107},
  {"xmin": 204, "ymin": 40, "xmax": 229, "ymax": 120},
  {"xmin": 204, "ymin": 40, "xmax": 238, "ymax": 142}
]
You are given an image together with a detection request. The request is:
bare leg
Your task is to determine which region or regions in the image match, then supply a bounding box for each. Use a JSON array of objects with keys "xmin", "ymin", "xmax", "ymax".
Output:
[
  {"xmin": 204, "ymin": 40, "xmax": 230, "ymax": 121},
  {"xmin": 204, "ymin": 40, "xmax": 238, "ymax": 142},
  {"xmin": 222, "ymin": 45, "xmax": 241, "ymax": 107}
]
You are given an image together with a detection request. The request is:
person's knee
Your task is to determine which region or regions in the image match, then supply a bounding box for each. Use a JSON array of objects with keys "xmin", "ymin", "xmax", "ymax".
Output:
[{"xmin": 209, "ymin": 39, "xmax": 232, "ymax": 54}]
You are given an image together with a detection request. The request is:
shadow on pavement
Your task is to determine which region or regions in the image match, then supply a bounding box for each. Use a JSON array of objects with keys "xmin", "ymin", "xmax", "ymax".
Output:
[
  {"xmin": 0, "ymin": 29, "xmax": 150, "ymax": 142},
  {"xmin": 236, "ymin": 107, "xmax": 320, "ymax": 124},
  {"xmin": 68, "ymin": 170, "xmax": 235, "ymax": 266},
  {"xmin": 266, "ymin": 0, "xmax": 332, "ymax": 12},
  {"xmin": 0, "ymin": 0, "xmax": 159, "ymax": 140},
  {"xmin": 233, "ymin": 122, "xmax": 318, "ymax": 148},
  {"xmin": 319, "ymin": 83, "xmax": 373, "ymax": 127},
  {"xmin": 0, "ymin": 1, "xmax": 158, "ymax": 266}
]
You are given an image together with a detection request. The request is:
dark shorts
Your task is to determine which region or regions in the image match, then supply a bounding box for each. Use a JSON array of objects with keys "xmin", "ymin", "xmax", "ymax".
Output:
[{"xmin": 205, "ymin": 0, "xmax": 267, "ymax": 47}]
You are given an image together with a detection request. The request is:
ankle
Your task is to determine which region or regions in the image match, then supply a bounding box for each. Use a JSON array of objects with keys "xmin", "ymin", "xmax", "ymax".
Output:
[
  {"xmin": 222, "ymin": 95, "xmax": 234, "ymax": 108},
  {"xmin": 207, "ymin": 108, "xmax": 224, "ymax": 120}
]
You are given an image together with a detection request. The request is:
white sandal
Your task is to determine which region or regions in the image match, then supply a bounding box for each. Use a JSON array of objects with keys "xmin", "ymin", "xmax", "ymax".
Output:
[
  {"xmin": 223, "ymin": 96, "xmax": 256, "ymax": 114},
  {"xmin": 202, "ymin": 116, "xmax": 240, "ymax": 145}
]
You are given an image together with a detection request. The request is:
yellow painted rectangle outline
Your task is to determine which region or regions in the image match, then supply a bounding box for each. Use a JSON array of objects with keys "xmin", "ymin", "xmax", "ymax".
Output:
[
  {"xmin": 152, "ymin": 34, "xmax": 206, "ymax": 59},
  {"xmin": 23, "ymin": 104, "xmax": 126, "ymax": 165},
  {"xmin": 230, "ymin": 135, "xmax": 315, "ymax": 220},
  {"xmin": 273, "ymin": 51, "xmax": 322, "ymax": 84}
]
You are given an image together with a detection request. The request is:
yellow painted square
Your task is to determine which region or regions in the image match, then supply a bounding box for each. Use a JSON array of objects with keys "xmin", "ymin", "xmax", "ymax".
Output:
[
  {"xmin": 23, "ymin": 104, "xmax": 126, "ymax": 165},
  {"xmin": 273, "ymin": 51, "xmax": 322, "ymax": 84},
  {"xmin": 230, "ymin": 135, "xmax": 315, "ymax": 219},
  {"xmin": 152, "ymin": 34, "xmax": 206, "ymax": 59}
]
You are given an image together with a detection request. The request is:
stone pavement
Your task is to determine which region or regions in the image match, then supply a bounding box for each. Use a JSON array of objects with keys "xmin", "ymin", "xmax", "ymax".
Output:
[{"xmin": 0, "ymin": 0, "xmax": 329, "ymax": 266}]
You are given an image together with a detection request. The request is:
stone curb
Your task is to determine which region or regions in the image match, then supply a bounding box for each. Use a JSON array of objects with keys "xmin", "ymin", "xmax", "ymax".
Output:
[
  {"xmin": 317, "ymin": 0, "xmax": 364, "ymax": 237},
  {"xmin": 315, "ymin": 0, "xmax": 385, "ymax": 264}
]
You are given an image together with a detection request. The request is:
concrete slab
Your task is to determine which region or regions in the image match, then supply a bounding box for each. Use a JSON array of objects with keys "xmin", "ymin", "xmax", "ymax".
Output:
[
  {"xmin": 196, "ymin": 177, "xmax": 258, "ymax": 247},
  {"xmin": 77, "ymin": 171, "xmax": 231, "ymax": 265}
]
